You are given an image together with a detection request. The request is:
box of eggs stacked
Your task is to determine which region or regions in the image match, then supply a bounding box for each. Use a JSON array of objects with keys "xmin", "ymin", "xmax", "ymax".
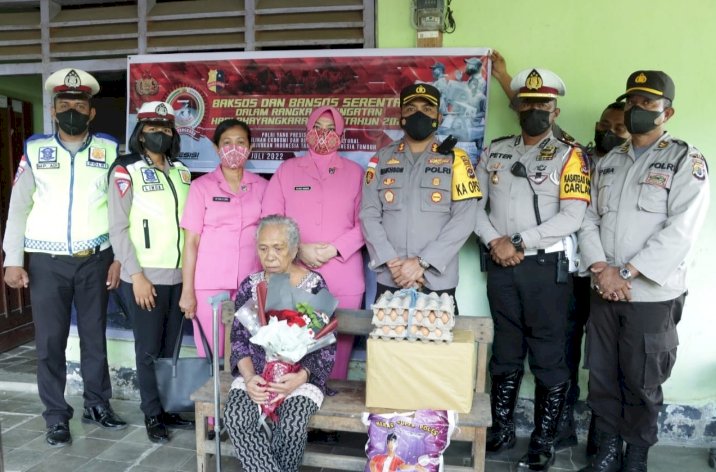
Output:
[
  {"xmin": 365, "ymin": 290, "xmax": 476, "ymax": 412},
  {"xmin": 369, "ymin": 290, "xmax": 456, "ymax": 342}
]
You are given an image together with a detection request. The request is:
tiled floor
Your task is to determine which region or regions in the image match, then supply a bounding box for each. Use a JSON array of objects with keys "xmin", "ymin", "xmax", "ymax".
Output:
[{"xmin": 0, "ymin": 342, "xmax": 714, "ymax": 471}]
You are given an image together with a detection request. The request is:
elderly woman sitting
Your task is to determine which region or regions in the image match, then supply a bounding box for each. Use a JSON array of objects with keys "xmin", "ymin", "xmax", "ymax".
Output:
[{"xmin": 224, "ymin": 214, "xmax": 336, "ymax": 472}]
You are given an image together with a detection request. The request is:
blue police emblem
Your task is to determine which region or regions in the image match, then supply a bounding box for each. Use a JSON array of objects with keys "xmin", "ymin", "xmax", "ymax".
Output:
[
  {"xmin": 141, "ymin": 167, "xmax": 160, "ymax": 184},
  {"xmin": 38, "ymin": 147, "xmax": 57, "ymax": 162}
]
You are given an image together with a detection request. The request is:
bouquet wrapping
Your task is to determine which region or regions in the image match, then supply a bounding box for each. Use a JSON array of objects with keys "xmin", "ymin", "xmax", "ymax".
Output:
[{"xmin": 235, "ymin": 274, "xmax": 339, "ymax": 429}]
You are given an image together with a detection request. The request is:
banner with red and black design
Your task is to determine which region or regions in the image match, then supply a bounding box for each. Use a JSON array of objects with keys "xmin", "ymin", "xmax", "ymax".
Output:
[{"xmin": 127, "ymin": 48, "xmax": 491, "ymax": 173}]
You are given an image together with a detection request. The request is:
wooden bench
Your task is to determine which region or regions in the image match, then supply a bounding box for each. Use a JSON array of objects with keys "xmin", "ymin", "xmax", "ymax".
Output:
[{"xmin": 191, "ymin": 308, "xmax": 493, "ymax": 472}]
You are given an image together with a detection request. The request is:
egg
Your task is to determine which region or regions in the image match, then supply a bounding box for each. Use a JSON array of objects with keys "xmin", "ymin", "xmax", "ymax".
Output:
[
  {"xmin": 402, "ymin": 312, "xmax": 409, "ymax": 322},
  {"xmin": 382, "ymin": 326, "xmax": 390, "ymax": 334},
  {"xmin": 410, "ymin": 325, "xmax": 419, "ymax": 334},
  {"xmin": 434, "ymin": 328, "xmax": 442, "ymax": 337},
  {"xmin": 421, "ymin": 327, "xmax": 430, "ymax": 336},
  {"xmin": 395, "ymin": 325, "xmax": 405, "ymax": 334},
  {"xmin": 415, "ymin": 311, "xmax": 423, "ymax": 322},
  {"xmin": 428, "ymin": 312, "xmax": 436, "ymax": 323},
  {"xmin": 376, "ymin": 310, "xmax": 385, "ymax": 321},
  {"xmin": 390, "ymin": 310, "xmax": 398, "ymax": 321},
  {"xmin": 441, "ymin": 313, "xmax": 449, "ymax": 324}
]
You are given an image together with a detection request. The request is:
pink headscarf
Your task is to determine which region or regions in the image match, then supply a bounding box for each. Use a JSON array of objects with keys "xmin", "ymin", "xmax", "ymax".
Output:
[{"xmin": 305, "ymin": 106, "xmax": 345, "ymax": 177}]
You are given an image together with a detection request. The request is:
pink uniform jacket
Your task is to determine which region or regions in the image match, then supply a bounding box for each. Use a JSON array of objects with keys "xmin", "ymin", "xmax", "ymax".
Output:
[
  {"xmin": 181, "ymin": 167, "xmax": 268, "ymax": 290},
  {"xmin": 261, "ymin": 124, "xmax": 365, "ymax": 300}
]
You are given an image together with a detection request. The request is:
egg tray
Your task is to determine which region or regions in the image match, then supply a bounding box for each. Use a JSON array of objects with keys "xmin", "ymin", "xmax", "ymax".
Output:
[
  {"xmin": 372, "ymin": 307, "xmax": 455, "ymax": 330},
  {"xmin": 369, "ymin": 325, "xmax": 453, "ymax": 343}
]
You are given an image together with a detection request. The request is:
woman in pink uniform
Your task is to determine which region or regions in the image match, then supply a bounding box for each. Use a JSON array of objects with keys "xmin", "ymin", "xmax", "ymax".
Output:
[
  {"xmin": 261, "ymin": 106, "xmax": 365, "ymax": 380},
  {"xmin": 179, "ymin": 119, "xmax": 268, "ymax": 358}
]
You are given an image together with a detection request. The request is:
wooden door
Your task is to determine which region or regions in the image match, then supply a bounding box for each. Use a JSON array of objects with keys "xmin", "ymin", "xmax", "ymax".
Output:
[{"xmin": 0, "ymin": 96, "xmax": 34, "ymax": 353}]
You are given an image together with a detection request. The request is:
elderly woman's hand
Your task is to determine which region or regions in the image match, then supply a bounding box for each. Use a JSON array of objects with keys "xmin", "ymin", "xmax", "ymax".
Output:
[
  {"xmin": 266, "ymin": 369, "xmax": 310, "ymax": 404},
  {"xmin": 245, "ymin": 374, "xmax": 269, "ymax": 404}
]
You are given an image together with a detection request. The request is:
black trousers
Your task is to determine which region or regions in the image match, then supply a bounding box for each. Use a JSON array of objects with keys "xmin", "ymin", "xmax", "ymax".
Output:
[
  {"xmin": 585, "ymin": 291, "xmax": 684, "ymax": 447},
  {"xmin": 28, "ymin": 249, "xmax": 113, "ymax": 426},
  {"xmin": 119, "ymin": 280, "xmax": 183, "ymax": 417},
  {"xmin": 375, "ymin": 282, "xmax": 459, "ymax": 315},
  {"xmin": 564, "ymin": 275, "xmax": 592, "ymax": 403},
  {"xmin": 486, "ymin": 253, "xmax": 571, "ymax": 387}
]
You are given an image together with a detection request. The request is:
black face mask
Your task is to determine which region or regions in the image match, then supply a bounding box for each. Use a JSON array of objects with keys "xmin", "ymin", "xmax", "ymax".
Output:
[
  {"xmin": 142, "ymin": 131, "xmax": 173, "ymax": 154},
  {"xmin": 56, "ymin": 109, "xmax": 90, "ymax": 136},
  {"xmin": 401, "ymin": 111, "xmax": 438, "ymax": 141},
  {"xmin": 519, "ymin": 109, "xmax": 551, "ymax": 137},
  {"xmin": 594, "ymin": 129, "xmax": 627, "ymax": 155},
  {"xmin": 625, "ymin": 106, "xmax": 663, "ymax": 135}
]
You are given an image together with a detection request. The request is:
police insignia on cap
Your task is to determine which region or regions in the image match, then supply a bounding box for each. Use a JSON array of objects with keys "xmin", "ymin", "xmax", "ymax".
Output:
[
  {"xmin": 64, "ymin": 70, "xmax": 81, "ymax": 88},
  {"xmin": 156, "ymin": 103, "xmax": 168, "ymax": 116},
  {"xmin": 525, "ymin": 69, "xmax": 543, "ymax": 90},
  {"xmin": 416, "ymin": 85, "xmax": 426, "ymax": 94},
  {"xmin": 635, "ymin": 73, "xmax": 648, "ymax": 84}
]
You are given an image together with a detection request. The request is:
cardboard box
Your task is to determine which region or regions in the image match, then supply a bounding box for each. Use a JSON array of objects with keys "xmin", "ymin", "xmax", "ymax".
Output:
[{"xmin": 366, "ymin": 330, "xmax": 476, "ymax": 413}]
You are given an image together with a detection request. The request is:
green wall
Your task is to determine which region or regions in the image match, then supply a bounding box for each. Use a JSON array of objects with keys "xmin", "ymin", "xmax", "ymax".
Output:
[
  {"xmin": 0, "ymin": 75, "xmax": 44, "ymax": 133},
  {"xmin": 378, "ymin": 0, "xmax": 716, "ymax": 403}
]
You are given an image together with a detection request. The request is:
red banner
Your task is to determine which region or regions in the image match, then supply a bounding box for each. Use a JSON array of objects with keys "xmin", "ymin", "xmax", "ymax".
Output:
[{"xmin": 127, "ymin": 48, "xmax": 491, "ymax": 172}]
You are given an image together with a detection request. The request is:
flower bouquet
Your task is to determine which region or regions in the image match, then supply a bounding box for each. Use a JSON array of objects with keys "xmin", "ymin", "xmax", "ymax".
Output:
[{"xmin": 234, "ymin": 273, "xmax": 339, "ymax": 429}]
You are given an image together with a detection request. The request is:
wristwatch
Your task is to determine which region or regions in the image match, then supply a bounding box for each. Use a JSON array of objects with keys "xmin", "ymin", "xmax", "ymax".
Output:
[
  {"xmin": 417, "ymin": 257, "xmax": 430, "ymax": 269},
  {"xmin": 619, "ymin": 266, "xmax": 633, "ymax": 281},
  {"xmin": 510, "ymin": 233, "xmax": 524, "ymax": 252}
]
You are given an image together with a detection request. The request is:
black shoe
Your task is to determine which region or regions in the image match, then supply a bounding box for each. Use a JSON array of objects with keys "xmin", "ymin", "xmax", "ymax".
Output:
[
  {"xmin": 46, "ymin": 422, "xmax": 72, "ymax": 447},
  {"xmin": 486, "ymin": 370, "xmax": 523, "ymax": 453},
  {"xmin": 207, "ymin": 429, "xmax": 216, "ymax": 440},
  {"xmin": 621, "ymin": 443, "xmax": 649, "ymax": 472},
  {"xmin": 578, "ymin": 430, "xmax": 622, "ymax": 472},
  {"xmin": 554, "ymin": 399, "xmax": 577, "ymax": 451},
  {"xmin": 708, "ymin": 448, "xmax": 716, "ymax": 468},
  {"xmin": 162, "ymin": 412, "xmax": 195, "ymax": 430},
  {"xmin": 82, "ymin": 404, "xmax": 128, "ymax": 430},
  {"xmin": 145, "ymin": 415, "xmax": 170, "ymax": 443},
  {"xmin": 518, "ymin": 380, "xmax": 570, "ymax": 471}
]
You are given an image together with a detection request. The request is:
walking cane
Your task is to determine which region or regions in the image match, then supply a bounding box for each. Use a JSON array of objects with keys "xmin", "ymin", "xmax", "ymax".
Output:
[{"xmin": 208, "ymin": 291, "xmax": 230, "ymax": 472}]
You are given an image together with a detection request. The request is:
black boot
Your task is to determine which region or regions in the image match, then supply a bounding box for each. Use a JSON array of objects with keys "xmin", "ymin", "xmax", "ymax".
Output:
[
  {"xmin": 709, "ymin": 448, "xmax": 716, "ymax": 468},
  {"xmin": 578, "ymin": 429, "xmax": 622, "ymax": 472},
  {"xmin": 486, "ymin": 370, "xmax": 523, "ymax": 453},
  {"xmin": 554, "ymin": 398, "xmax": 577, "ymax": 451},
  {"xmin": 621, "ymin": 443, "xmax": 649, "ymax": 472},
  {"xmin": 586, "ymin": 414, "xmax": 598, "ymax": 460},
  {"xmin": 518, "ymin": 380, "xmax": 569, "ymax": 471}
]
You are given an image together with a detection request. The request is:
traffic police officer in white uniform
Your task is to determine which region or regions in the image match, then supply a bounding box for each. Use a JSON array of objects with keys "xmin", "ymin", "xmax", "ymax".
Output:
[
  {"xmin": 360, "ymin": 83, "xmax": 481, "ymax": 309},
  {"xmin": 578, "ymin": 71, "xmax": 710, "ymax": 472},
  {"xmin": 2, "ymin": 68, "xmax": 127, "ymax": 446},
  {"xmin": 475, "ymin": 68, "xmax": 591, "ymax": 471},
  {"xmin": 108, "ymin": 101, "xmax": 193, "ymax": 443}
]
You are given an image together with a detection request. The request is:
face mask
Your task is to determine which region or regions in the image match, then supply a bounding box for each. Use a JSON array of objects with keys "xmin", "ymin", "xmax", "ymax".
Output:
[
  {"xmin": 401, "ymin": 111, "xmax": 438, "ymax": 141},
  {"xmin": 625, "ymin": 106, "xmax": 663, "ymax": 135},
  {"xmin": 594, "ymin": 129, "xmax": 627, "ymax": 154},
  {"xmin": 56, "ymin": 109, "xmax": 90, "ymax": 136},
  {"xmin": 519, "ymin": 109, "xmax": 551, "ymax": 137},
  {"xmin": 219, "ymin": 144, "xmax": 250, "ymax": 169},
  {"xmin": 306, "ymin": 128, "xmax": 341, "ymax": 155},
  {"xmin": 142, "ymin": 131, "xmax": 173, "ymax": 154}
]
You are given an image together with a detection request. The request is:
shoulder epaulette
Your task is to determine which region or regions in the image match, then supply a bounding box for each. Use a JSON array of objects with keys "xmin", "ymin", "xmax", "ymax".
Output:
[
  {"xmin": 491, "ymin": 134, "xmax": 515, "ymax": 143},
  {"xmin": 26, "ymin": 133, "xmax": 54, "ymax": 143}
]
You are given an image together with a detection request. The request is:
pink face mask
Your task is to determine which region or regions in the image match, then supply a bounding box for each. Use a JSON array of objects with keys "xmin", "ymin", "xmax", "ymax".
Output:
[
  {"xmin": 218, "ymin": 144, "xmax": 250, "ymax": 169},
  {"xmin": 306, "ymin": 128, "xmax": 341, "ymax": 155}
]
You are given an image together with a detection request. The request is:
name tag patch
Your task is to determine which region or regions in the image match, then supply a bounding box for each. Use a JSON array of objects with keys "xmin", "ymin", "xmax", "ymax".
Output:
[
  {"xmin": 142, "ymin": 184, "xmax": 164, "ymax": 192},
  {"xmin": 294, "ymin": 186, "xmax": 311, "ymax": 191},
  {"xmin": 213, "ymin": 196, "xmax": 230, "ymax": 202}
]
